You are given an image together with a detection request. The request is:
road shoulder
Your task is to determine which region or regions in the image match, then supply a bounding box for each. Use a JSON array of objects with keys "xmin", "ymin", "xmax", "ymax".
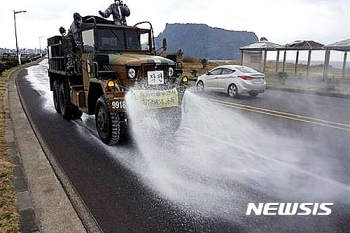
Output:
[{"xmin": 5, "ymin": 66, "xmax": 87, "ymax": 233}]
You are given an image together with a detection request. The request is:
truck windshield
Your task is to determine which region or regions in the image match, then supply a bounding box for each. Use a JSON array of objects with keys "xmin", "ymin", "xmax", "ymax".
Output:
[{"xmin": 96, "ymin": 28, "xmax": 151, "ymax": 52}]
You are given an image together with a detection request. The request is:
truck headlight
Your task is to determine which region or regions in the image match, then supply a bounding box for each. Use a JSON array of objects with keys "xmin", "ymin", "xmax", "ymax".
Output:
[
  {"xmin": 128, "ymin": 68, "xmax": 136, "ymax": 79},
  {"xmin": 168, "ymin": 67, "xmax": 174, "ymax": 77}
]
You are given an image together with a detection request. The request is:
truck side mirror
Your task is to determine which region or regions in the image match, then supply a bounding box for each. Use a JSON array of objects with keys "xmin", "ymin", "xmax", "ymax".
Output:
[
  {"xmin": 59, "ymin": 27, "xmax": 66, "ymax": 36},
  {"xmin": 162, "ymin": 38, "xmax": 167, "ymax": 51}
]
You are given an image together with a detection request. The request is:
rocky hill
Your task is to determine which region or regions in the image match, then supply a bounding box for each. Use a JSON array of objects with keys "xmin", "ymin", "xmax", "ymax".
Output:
[{"xmin": 155, "ymin": 23, "xmax": 258, "ymax": 60}]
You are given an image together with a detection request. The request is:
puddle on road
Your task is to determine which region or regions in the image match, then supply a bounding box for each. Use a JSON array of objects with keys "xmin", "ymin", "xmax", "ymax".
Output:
[{"xmin": 25, "ymin": 61, "xmax": 55, "ymax": 112}]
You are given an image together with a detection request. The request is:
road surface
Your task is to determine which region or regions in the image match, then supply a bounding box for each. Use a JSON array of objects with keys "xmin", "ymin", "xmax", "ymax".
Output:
[{"xmin": 16, "ymin": 60, "xmax": 350, "ymax": 233}]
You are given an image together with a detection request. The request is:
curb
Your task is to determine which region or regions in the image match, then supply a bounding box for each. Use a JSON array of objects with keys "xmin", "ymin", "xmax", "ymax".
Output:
[
  {"xmin": 266, "ymin": 86, "xmax": 350, "ymax": 99},
  {"xmin": 6, "ymin": 131, "xmax": 40, "ymax": 233},
  {"xmin": 4, "ymin": 62, "xmax": 88, "ymax": 233},
  {"xmin": 3, "ymin": 63, "xmax": 42, "ymax": 233}
]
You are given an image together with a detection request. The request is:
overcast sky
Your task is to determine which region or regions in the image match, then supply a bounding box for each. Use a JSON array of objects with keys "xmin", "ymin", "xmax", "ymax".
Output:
[{"xmin": 0, "ymin": 0, "xmax": 349, "ymax": 50}]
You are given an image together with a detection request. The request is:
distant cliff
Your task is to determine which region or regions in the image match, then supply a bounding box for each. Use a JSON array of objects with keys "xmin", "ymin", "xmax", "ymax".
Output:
[{"xmin": 155, "ymin": 23, "xmax": 258, "ymax": 60}]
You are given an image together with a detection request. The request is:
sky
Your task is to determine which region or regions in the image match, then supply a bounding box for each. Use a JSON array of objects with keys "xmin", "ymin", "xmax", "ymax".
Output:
[{"xmin": 0, "ymin": 0, "xmax": 349, "ymax": 51}]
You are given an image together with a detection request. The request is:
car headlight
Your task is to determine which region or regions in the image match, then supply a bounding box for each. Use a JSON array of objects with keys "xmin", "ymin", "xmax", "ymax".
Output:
[
  {"xmin": 168, "ymin": 67, "xmax": 174, "ymax": 77},
  {"xmin": 128, "ymin": 68, "xmax": 136, "ymax": 79}
]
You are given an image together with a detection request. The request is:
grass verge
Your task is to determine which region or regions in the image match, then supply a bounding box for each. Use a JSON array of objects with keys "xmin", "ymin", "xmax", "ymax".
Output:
[{"xmin": 0, "ymin": 70, "xmax": 20, "ymax": 233}]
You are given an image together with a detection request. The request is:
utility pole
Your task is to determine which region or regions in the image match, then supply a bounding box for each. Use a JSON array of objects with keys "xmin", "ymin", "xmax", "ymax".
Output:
[
  {"xmin": 14, "ymin": 10, "xmax": 27, "ymax": 65},
  {"xmin": 39, "ymin": 36, "xmax": 44, "ymax": 56}
]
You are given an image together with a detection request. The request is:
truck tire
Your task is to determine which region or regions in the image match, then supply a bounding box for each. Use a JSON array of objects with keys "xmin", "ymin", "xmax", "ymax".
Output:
[
  {"xmin": 53, "ymin": 80, "xmax": 61, "ymax": 113},
  {"xmin": 59, "ymin": 83, "xmax": 72, "ymax": 120},
  {"xmin": 116, "ymin": 113, "xmax": 129, "ymax": 143},
  {"xmin": 72, "ymin": 105, "xmax": 83, "ymax": 119},
  {"xmin": 95, "ymin": 96, "xmax": 120, "ymax": 145}
]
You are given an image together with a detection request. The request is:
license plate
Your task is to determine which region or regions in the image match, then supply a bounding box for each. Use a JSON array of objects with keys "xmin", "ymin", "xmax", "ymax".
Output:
[
  {"xmin": 129, "ymin": 88, "xmax": 179, "ymax": 109},
  {"xmin": 252, "ymin": 79, "xmax": 263, "ymax": 83},
  {"xmin": 147, "ymin": 71, "xmax": 164, "ymax": 85},
  {"xmin": 110, "ymin": 98, "xmax": 126, "ymax": 111}
]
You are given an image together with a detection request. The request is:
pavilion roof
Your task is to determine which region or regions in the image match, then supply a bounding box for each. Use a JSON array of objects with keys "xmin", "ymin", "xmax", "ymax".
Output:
[
  {"xmin": 278, "ymin": 40, "xmax": 324, "ymax": 50},
  {"xmin": 240, "ymin": 41, "xmax": 281, "ymax": 51},
  {"xmin": 324, "ymin": 38, "xmax": 350, "ymax": 51}
]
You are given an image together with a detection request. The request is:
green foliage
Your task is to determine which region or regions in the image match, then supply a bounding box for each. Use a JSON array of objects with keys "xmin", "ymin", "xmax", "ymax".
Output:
[{"xmin": 0, "ymin": 55, "xmax": 43, "ymax": 75}]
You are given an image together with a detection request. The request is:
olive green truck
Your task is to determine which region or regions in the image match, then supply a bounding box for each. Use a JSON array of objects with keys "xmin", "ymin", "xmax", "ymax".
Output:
[{"xmin": 47, "ymin": 16, "xmax": 188, "ymax": 145}]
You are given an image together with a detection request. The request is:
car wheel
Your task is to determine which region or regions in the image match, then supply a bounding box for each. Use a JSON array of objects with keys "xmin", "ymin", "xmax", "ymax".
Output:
[
  {"xmin": 249, "ymin": 92, "xmax": 259, "ymax": 97},
  {"xmin": 53, "ymin": 80, "xmax": 61, "ymax": 113},
  {"xmin": 196, "ymin": 81, "xmax": 204, "ymax": 92},
  {"xmin": 228, "ymin": 84, "xmax": 238, "ymax": 98},
  {"xmin": 95, "ymin": 96, "xmax": 120, "ymax": 145}
]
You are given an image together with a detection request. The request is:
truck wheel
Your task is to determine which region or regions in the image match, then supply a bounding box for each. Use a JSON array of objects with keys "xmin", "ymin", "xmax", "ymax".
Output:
[
  {"xmin": 95, "ymin": 96, "xmax": 120, "ymax": 145},
  {"xmin": 59, "ymin": 83, "xmax": 72, "ymax": 120},
  {"xmin": 53, "ymin": 80, "xmax": 61, "ymax": 113},
  {"xmin": 118, "ymin": 114, "xmax": 129, "ymax": 142},
  {"xmin": 72, "ymin": 105, "xmax": 83, "ymax": 119}
]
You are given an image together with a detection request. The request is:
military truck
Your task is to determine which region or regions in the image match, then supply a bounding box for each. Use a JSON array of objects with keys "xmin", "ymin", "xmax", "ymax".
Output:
[{"xmin": 47, "ymin": 16, "xmax": 188, "ymax": 145}]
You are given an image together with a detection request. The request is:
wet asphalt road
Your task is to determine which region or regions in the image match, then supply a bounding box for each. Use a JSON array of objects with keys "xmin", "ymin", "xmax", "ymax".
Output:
[{"xmin": 16, "ymin": 62, "xmax": 350, "ymax": 233}]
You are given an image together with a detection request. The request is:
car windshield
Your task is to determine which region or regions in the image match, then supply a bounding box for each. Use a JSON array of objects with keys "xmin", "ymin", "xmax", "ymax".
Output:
[
  {"xmin": 96, "ymin": 28, "xmax": 151, "ymax": 51},
  {"xmin": 235, "ymin": 66, "xmax": 258, "ymax": 73}
]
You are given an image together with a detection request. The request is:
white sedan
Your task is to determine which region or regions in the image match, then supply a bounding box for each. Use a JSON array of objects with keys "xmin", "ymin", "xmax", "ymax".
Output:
[{"xmin": 196, "ymin": 65, "xmax": 266, "ymax": 97}]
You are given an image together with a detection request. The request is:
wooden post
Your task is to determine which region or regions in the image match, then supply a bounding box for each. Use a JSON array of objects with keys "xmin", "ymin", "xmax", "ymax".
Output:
[
  {"xmin": 323, "ymin": 50, "xmax": 330, "ymax": 80},
  {"xmin": 306, "ymin": 50, "xmax": 312, "ymax": 77},
  {"xmin": 342, "ymin": 51, "xmax": 347, "ymax": 79},
  {"xmin": 275, "ymin": 50, "xmax": 280, "ymax": 73},
  {"xmin": 295, "ymin": 50, "xmax": 299, "ymax": 76},
  {"xmin": 263, "ymin": 50, "xmax": 267, "ymax": 73},
  {"xmin": 282, "ymin": 50, "xmax": 287, "ymax": 72}
]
